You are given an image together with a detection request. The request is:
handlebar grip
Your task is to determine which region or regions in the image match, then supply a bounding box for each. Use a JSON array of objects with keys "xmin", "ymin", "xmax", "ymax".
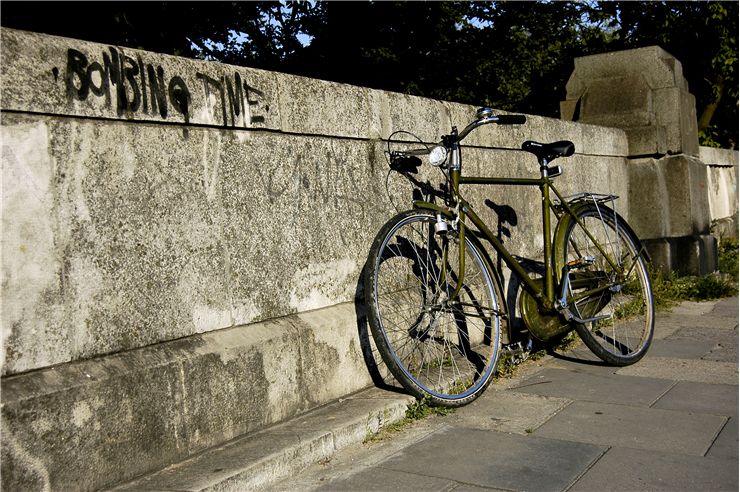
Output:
[{"xmin": 497, "ymin": 115, "xmax": 526, "ymax": 125}]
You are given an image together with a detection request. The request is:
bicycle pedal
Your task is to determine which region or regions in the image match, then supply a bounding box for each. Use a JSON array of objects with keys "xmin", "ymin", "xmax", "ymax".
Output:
[{"xmin": 566, "ymin": 256, "xmax": 595, "ymax": 269}]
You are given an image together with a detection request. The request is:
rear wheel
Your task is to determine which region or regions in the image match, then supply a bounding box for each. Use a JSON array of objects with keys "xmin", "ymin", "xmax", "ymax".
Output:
[
  {"xmin": 364, "ymin": 209, "xmax": 503, "ymax": 407},
  {"xmin": 559, "ymin": 205, "xmax": 654, "ymax": 365}
]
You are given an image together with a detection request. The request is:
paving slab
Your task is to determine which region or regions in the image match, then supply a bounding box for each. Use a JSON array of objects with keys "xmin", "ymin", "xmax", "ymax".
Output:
[
  {"xmin": 708, "ymin": 297, "xmax": 739, "ymax": 318},
  {"xmin": 667, "ymin": 323, "xmax": 739, "ymax": 343},
  {"xmin": 316, "ymin": 467, "xmax": 457, "ymax": 491},
  {"xmin": 449, "ymin": 485, "xmax": 511, "ymax": 492},
  {"xmin": 668, "ymin": 301, "xmax": 718, "ymax": 317},
  {"xmin": 701, "ymin": 336, "xmax": 739, "ymax": 363},
  {"xmin": 652, "ymin": 381, "xmax": 738, "ymax": 416},
  {"xmin": 651, "ymin": 317, "xmax": 690, "ymax": 340},
  {"xmin": 546, "ymin": 352, "xmax": 619, "ymax": 376},
  {"xmin": 452, "ymin": 389, "xmax": 571, "ymax": 435},
  {"xmin": 534, "ymin": 400, "xmax": 726, "ymax": 455},
  {"xmin": 646, "ymin": 338, "xmax": 717, "ymax": 359},
  {"xmin": 510, "ymin": 368, "xmax": 674, "ymax": 406},
  {"xmin": 379, "ymin": 427, "xmax": 606, "ymax": 491},
  {"xmin": 616, "ymin": 357, "xmax": 738, "ymax": 385},
  {"xmin": 569, "ymin": 446, "xmax": 738, "ymax": 491},
  {"xmin": 706, "ymin": 417, "xmax": 738, "ymax": 461}
]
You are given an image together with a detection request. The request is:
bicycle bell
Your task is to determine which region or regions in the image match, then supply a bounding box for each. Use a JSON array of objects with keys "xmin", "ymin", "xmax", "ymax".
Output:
[
  {"xmin": 428, "ymin": 145, "xmax": 448, "ymax": 167},
  {"xmin": 476, "ymin": 107, "xmax": 494, "ymax": 119}
]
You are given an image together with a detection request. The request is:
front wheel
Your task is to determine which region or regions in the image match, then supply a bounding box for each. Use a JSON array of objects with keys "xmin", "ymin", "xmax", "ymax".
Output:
[
  {"xmin": 364, "ymin": 209, "xmax": 503, "ymax": 407},
  {"xmin": 557, "ymin": 204, "xmax": 654, "ymax": 365}
]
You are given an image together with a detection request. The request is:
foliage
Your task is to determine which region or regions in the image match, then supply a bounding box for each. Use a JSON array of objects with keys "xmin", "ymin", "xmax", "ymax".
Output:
[
  {"xmin": 364, "ymin": 396, "xmax": 453, "ymax": 443},
  {"xmin": 651, "ymin": 269, "xmax": 737, "ymax": 310},
  {"xmin": 650, "ymin": 238, "xmax": 738, "ymax": 305},
  {"xmin": 719, "ymin": 238, "xmax": 739, "ymax": 282},
  {"xmin": 1, "ymin": 1, "xmax": 736, "ymax": 147}
]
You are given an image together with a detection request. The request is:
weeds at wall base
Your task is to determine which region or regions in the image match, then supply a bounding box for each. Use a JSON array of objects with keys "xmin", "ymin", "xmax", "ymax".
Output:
[{"xmin": 364, "ymin": 397, "xmax": 454, "ymax": 443}]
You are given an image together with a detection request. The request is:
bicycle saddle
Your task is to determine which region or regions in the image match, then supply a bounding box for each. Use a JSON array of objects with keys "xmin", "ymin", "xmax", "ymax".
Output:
[{"xmin": 521, "ymin": 140, "xmax": 575, "ymax": 162}]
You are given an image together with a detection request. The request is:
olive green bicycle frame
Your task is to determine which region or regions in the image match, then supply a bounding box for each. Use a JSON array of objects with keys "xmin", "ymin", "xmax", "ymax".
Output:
[{"xmin": 414, "ymin": 167, "xmax": 621, "ymax": 314}]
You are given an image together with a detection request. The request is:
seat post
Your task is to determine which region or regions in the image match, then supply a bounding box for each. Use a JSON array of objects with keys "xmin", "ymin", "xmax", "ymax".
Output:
[{"xmin": 540, "ymin": 171, "xmax": 555, "ymax": 304}]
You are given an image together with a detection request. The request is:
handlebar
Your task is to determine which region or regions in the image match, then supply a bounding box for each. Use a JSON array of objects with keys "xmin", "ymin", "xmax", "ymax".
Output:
[
  {"xmin": 388, "ymin": 107, "xmax": 526, "ymax": 170},
  {"xmin": 456, "ymin": 110, "xmax": 526, "ymax": 143}
]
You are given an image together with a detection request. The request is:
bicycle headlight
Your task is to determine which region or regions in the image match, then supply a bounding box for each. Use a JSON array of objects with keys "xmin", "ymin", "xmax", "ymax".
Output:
[{"xmin": 429, "ymin": 146, "xmax": 448, "ymax": 167}]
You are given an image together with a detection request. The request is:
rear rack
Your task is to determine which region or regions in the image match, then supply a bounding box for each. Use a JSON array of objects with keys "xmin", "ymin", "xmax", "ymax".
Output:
[{"xmin": 556, "ymin": 192, "xmax": 619, "ymax": 207}]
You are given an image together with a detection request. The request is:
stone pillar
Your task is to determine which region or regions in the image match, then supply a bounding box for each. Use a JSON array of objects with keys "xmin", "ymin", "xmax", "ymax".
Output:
[{"xmin": 561, "ymin": 46, "xmax": 716, "ymax": 275}]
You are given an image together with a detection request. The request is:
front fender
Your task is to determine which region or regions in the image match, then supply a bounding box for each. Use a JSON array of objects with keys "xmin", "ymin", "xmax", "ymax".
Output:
[{"xmin": 412, "ymin": 200, "xmax": 454, "ymax": 219}]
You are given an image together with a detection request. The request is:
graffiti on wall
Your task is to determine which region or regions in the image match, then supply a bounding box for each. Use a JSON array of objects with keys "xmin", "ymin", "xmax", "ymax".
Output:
[{"xmin": 57, "ymin": 47, "xmax": 268, "ymax": 127}]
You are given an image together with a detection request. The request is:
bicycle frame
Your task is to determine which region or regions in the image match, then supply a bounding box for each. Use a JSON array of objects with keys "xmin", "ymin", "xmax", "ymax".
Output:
[{"xmin": 413, "ymin": 149, "xmax": 622, "ymax": 316}]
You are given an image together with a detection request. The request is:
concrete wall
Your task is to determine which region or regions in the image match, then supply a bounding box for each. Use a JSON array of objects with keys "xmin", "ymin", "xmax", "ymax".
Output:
[
  {"xmin": 0, "ymin": 28, "xmax": 630, "ymax": 376},
  {"xmin": 0, "ymin": 29, "xmax": 733, "ymax": 490},
  {"xmin": 700, "ymin": 146, "xmax": 739, "ymax": 239}
]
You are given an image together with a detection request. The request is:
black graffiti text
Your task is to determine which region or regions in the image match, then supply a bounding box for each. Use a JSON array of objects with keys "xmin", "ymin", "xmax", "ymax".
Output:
[
  {"xmin": 195, "ymin": 72, "xmax": 266, "ymax": 127},
  {"xmin": 65, "ymin": 48, "xmax": 191, "ymax": 122}
]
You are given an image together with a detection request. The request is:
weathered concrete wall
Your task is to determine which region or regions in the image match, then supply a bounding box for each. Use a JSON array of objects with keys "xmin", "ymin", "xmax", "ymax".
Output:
[
  {"xmin": 2, "ymin": 28, "xmax": 733, "ymax": 491},
  {"xmin": 700, "ymin": 146, "xmax": 739, "ymax": 239},
  {"xmin": 0, "ymin": 28, "xmax": 630, "ymax": 376}
]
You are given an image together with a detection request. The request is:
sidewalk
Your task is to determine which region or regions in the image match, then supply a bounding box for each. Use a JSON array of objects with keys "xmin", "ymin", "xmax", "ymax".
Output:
[{"xmin": 271, "ymin": 297, "xmax": 739, "ymax": 491}]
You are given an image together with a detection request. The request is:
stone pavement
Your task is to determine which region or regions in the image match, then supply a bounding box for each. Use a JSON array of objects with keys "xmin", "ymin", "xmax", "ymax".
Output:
[{"xmin": 270, "ymin": 297, "xmax": 738, "ymax": 492}]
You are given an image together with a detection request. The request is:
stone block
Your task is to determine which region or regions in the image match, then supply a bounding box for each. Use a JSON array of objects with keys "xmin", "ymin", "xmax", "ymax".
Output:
[
  {"xmin": 653, "ymin": 87, "xmax": 699, "ymax": 156},
  {"xmin": 566, "ymin": 46, "xmax": 687, "ymax": 95},
  {"xmin": 700, "ymin": 146, "xmax": 740, "ymax": 167},
  {"xmin": 580, "ymin": 75, "xmax": 653, "ymax": 127},
  {"xmin": 369, "ymin": 89, "xmax": 452, "ymax": 142},
  {"xmin": 627, "ymin": 155, "xmax": 711, "ymax": 241},
  {"xmin": 625, "ymin": 126, "xmax": 667, "ymax": 156},
  {"xmin": 1, "ymin": 114, "xmax": 234, "ymax": 375},
  {"xmin": 711, "ymin": 215, "xmax": 739, "ymax": 241},
  {"xmin": 706, "ymin": 162, "xmax": 739, "ymax": 222},
  {"xmin": 644, "ymin": 235, "xmax": 718, "ymax": 275},
  {"xmin": 562, "ymin": 45, "xmax": 699, "ymax": 157}
]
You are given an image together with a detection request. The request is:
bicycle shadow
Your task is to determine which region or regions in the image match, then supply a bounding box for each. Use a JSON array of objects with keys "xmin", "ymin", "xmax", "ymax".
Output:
[
  {"xmin": 546, "ymin": 339, "xmax": 613, "ymax": 366},
  {"xmin": 353, "ymin": 261, "xmax": 407, "ymax": 395}
]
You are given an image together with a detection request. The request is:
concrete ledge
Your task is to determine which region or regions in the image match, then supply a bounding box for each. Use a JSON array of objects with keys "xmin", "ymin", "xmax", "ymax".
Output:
[
  {"xmin": 1, "ymin": 301, "xmax": 376, "ymax": 491},
  {"xmin": 700, "ymin": 146, "xmax": 740, "ymax": 167},
  {"xmin": 110, "ymin": 387, "xmax": 412, "ymax": 491}
]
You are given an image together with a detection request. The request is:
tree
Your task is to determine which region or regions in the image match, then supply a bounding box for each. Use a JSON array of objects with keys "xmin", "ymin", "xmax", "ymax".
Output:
[
  {"xmin": 594, "ymin": 1, "xmax": 738, "ymax": 147},
  {"xmin": 2, "ymin": 1, "xmax": 736, "ymax": 147}
]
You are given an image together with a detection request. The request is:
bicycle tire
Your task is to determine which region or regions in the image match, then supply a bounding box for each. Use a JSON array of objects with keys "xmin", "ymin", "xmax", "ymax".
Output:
[
  {"xmin": 556, "ymin": 204, "xmax": 654, "ymax": 365},
  {"xmin": 364, "ymin": 209, "xmax": 503, "ymax": 407}
]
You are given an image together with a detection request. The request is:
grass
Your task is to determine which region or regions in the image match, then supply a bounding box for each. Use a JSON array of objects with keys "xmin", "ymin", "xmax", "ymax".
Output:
[
  {"xmin": 364, "ymin": 397, "xmax": 454, "ymax": 443},
  {"xmin": 649, "ymin": 238, "xmax": 738, "ymax": 310},
  {"xmin": 719, "ymin": 237, "xmax": 739, "ymax": 281}
]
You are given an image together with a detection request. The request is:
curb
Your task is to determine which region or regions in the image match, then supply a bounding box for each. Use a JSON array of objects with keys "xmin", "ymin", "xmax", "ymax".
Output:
[{"xmin": 110, "ymin": 387, "xmax": 413, "ymax": 491}]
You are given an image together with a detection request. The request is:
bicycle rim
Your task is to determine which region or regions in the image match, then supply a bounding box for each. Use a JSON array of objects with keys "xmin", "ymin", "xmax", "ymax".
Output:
[{"xmin": 368, "ymin": 210, "xmax": 501, "ymax": 405}]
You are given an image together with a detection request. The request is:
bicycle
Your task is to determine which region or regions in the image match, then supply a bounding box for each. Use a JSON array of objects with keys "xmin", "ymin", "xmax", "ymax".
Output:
[{"xmin": 364, "ymin": 107, "xmax": 655, "ymax": 407}]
